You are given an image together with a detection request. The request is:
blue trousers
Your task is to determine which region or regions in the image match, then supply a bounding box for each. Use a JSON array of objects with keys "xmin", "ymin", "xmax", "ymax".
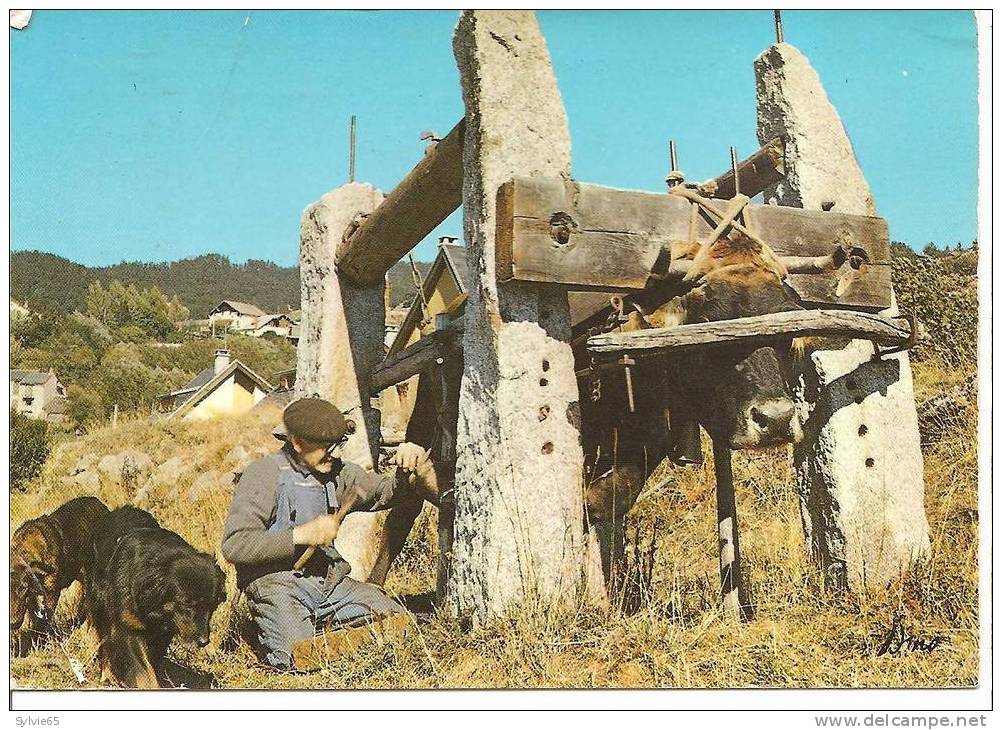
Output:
[{"xmin": 245, "ymin": 571, "xmax": 406, "ymax": 670}]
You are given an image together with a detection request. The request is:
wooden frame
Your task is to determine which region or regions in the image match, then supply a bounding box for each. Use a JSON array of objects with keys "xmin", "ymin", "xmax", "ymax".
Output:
[{"xmin": 496, "ymin": 175, "xmax": 892, "ymax": 310}]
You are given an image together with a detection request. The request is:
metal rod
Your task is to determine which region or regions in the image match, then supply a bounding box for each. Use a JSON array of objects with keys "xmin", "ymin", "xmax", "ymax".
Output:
[
  {"xmin": 666, "ymin": 139, "xmax": 683, "ymax": 189},
  {"xmin": 774, "ymin": 10, "xmax": 784, "ymax": 44},
  {"xmin": 348, "ymin": 115, "xmax": 357, "ymax": 182},
  {"xmin": 730, "ymin": 146, "xmax": 740, "ymax": 197},
  {"xmin": 712, "ymin": 437, "xmax": 750, "ymax": 621}
]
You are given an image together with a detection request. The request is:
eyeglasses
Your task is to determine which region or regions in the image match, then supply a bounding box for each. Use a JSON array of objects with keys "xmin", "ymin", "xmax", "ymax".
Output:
[{"xmin": 320, "ymin": 436, "xmax": 350, "ymax": 463}]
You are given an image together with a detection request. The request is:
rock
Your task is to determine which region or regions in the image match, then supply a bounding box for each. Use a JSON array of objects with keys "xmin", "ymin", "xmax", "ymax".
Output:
[
  {"xmin": 72, "ymin": 453, "xmax": 98, "ymax": 475},
  {"xmin": 917, "ymin": 375, "xmax": 976, "ymax": 445},
  {"xmin": 299, "ymin": 179, "xmax": 388, "ymax": 584},
  {"xmin": 224, "ymin": 445, "xmax": 251, "ymax": 469},
  {"xmin": 448, "ymin": 11, "xmax": 595, "ymax": 619},
  {"xmin": 186, "ymin": 470, "xmax": 226, "ymax": 501},
  {"xmin": 64, "ymin": 470, "xmax": 99, "ymax": 492},
  {"xmin": 755, "ymin": 41, "xmax": 930, "ymax": 592},
  {"xmin": 97, "ymin": 450, "xmax": 153, "ymax": 484},
  {"xmin": 150, "ymin": 456, "xmax": 188, "ymax": 488}
]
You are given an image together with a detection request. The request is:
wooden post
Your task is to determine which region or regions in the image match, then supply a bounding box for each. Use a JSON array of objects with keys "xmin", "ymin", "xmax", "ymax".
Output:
[
  {"xmin": 756, "ymin": 41, "xmax": 930, "ymax": 591},
  {"xmin": 297, "ymin": 182, "xmax": 391, "ymax": 583},
  {"xmin": 712, "ymin": 438, "xmax": 750, "ymax": 621},
  {"xmin": 448, "ymin": 10, "xmax": 600, "ymax": 620},
  {"xmin": 111, "ymin": 404, "xmax": 118, "ymax": 430}
]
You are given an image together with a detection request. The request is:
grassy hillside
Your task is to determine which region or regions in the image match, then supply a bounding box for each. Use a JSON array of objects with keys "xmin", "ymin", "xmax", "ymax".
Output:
[
  {"xmin": 11, "ymin": 251, "xmax": 431, "ymax": 318},
  {"xmin": 9, "ymin": 356, "xmax": 977, "ymax": 690}
]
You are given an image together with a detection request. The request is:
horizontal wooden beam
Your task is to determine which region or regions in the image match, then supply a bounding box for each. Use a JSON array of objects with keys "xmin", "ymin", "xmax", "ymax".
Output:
[
  {"xmin": 587, "ymin": 309, "xmax": 921, "ymax": 355},
  {"xmin": 336, "ymin": 119, "xmax": 465, "ymax": 285},
  {"xmin": 699, "ymin": 137, "xmax": 785, "ymax": 200},
  {"xmin": 496, "ymin": 175, "xmax": 892, "ymax": 310},
  {"xmin": 369, "ymin": 328, "xmax": 461, "ymax": 395}
]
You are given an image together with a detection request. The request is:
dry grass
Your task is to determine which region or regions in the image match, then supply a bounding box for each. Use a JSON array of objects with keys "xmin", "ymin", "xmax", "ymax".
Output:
[{"xmin": 10, "ymin": 359, "xmax": 979, "ymax": 689}]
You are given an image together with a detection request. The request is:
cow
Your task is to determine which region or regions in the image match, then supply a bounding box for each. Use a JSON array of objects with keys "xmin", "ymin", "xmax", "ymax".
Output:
[
  {"xmin": 574, "ymin": 229, "xmax": 807, "ymax": 584},
  {"xmin": 365, "ymin": 228, "xmax": 813, "ymax": 593}
]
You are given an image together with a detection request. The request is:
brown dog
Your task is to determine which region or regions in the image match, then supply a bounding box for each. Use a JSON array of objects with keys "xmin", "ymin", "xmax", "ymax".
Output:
[
  {"xmin": 87, "ymin": 506, "xmax": 226, "ymax": 688},
  {"xmin": 10, "ymin": 496, "xmax": 110, "ymax": 654}
]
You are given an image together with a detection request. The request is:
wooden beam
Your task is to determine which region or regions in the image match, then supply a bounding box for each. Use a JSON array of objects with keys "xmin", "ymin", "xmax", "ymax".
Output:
[
  {"xmin": 336, "ymin": 119, "xmax": 465, "ymax": 285},
  {"xmin": 368, "ymin": 329, "xmax": 461, "ymax": 395},
  {"xmin": 587, "ymin": 309, "xmax": 920, "ymax": 355},
  {"xmin": 497, "ymin": 175, "xmax": 892, "ymax": 310},
  {"xmin": 699, "ymin": 137, "xmax": 785, "ymax": 200}
]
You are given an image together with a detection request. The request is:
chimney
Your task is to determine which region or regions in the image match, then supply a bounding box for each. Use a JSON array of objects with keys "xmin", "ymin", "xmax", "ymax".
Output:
[
  {"xmin": 438, "ymin": 235, "xmax": 458, "ymax": 247},
  {"xmin": 214, "ymin": 349, "xmax": 231, "ymax": 375}
]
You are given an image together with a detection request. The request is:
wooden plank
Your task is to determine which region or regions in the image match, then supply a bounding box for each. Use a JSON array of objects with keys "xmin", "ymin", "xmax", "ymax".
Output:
[
  {"xmin": 336, "ymin": 119, "xmax": 465, "ymax": 285},
  {"xmin": 700, "ymin": 137, "xmax": 785, "ymax": 200},
  {"xmin": 746, "ymin": 204, "xmax": 891, "ymax": 263},
  {"xmin": 497, "ymin": 176, "xmax": 690, "ymax": 290},
  {"xmin": 497, "ymin": 176, "xmax": 892, "ymax": 309},
  {"xmin": 787, "ymin": 264, "xmax": 892, "ymax": 310},
  {"xmin": 587, "ymin": 309, "xmax": 920, "ymax": 355},
  {"xmin": 369, "ymin": 329, "xmax": 460, "ymax": 395}
]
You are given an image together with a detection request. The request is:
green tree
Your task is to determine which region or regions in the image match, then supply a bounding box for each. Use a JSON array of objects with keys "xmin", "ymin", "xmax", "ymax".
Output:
[
  {"xmin": 66, "ymin": 384, "xmax": 104, "ymax": 431},
  {"xmin": 10, "ymin": 409, "xmax": 51, "ymax": 491}
]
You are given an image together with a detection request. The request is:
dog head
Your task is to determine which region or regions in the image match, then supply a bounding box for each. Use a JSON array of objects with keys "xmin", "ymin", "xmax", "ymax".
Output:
[
  {"xmin": 10, "ymin": 521, "xmax": 60, "ymax": 633},
  {"xmin": 152, "ymin": 553, "xmax": 227, "ymax": 648}
]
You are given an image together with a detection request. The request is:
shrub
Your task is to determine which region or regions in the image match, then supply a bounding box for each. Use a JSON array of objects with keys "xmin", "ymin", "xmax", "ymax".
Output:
[
  {"xmin": 892, "ymin": 253, "xmax": 978, "ymax": 369},
  {"xmin": 10, "ymin": 409, "xmax": 51, "ymax": 491}
]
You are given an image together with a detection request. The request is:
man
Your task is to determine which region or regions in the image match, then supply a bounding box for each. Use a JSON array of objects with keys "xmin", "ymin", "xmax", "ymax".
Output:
[{"xmin": 221, "ymin": 397, "xmax": 437, "ymax": 670}]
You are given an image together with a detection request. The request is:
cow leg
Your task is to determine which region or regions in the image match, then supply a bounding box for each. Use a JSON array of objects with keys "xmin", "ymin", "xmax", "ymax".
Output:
[
  {"xmin": 590, "ymin": 516, "xmax": 626, "ymax": 589},
  {"xmin": 584, "ymin": 461, "xmax": 645, "ymax": 590}
]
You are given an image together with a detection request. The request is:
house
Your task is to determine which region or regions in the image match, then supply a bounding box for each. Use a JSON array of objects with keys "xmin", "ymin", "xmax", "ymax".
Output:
[
  {"xmin": 158, "ymin": 350, "xmax": 273, "ymax": 421},
  {"xmin": 255, "ymin": 367, "xmax": 296, "ymax": 411},
  {"xmin": 208, "ymin": 300, "xmax": 267, "ymax": 333},
  {"xmin": 10, "ymin": 299, "xmax": 31, "ymax": 322},
  {"xmin": 10, "ymin": 369, "xmax": 68, "ymax": 422},
  {"xmin": 387, "ymin": 239, "xmax": 470, "ymax": 358},
  {"xmin": 384, "ymin": 304, "xmax": 410, "ymax": 348},
  {"xmin": 249, "ymin": 312, "xmax": 296, "ymax": 339}
]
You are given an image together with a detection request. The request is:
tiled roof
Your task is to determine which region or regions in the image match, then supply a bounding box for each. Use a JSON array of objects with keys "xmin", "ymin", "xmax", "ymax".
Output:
[
  {"xmin": 211, "ymin": 300, "xmax": 266, "ymax": 317},
  {"xmin": 174, "ymin": 366, "xmax": 215, "ymax": 394},
  {"xmin": 10, "ymin": 369, "xmax": 53, "ymax": 386}
]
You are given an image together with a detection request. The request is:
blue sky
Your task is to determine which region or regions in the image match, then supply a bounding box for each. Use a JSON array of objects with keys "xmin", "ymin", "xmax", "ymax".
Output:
[{"xmin": 10, "ymin": 10, "xmax": 978, "ymax": 267}]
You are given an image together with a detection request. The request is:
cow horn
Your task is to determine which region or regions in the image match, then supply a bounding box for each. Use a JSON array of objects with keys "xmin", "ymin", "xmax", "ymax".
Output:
[{"xmin": 780, "ymin": 245, "xmax": 868, "ymax": 275}]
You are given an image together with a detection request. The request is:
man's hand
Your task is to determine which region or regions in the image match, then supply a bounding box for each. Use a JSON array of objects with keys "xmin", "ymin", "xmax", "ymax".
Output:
[
  {"xmin": 292, "ymin": 513, "xmax": 344, "ymax": 546},
  {"xmin": 392, "ymin": 442, "xmax": 429, "ymax": 472}
]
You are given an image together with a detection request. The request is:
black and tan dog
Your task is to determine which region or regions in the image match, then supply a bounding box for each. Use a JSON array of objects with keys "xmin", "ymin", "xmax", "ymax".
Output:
[
  {"xmin": 87, "ymin": 506, "xmax": 226, "ymax": 688},
  {"xmin": 10, "ymin": 496, "xmax": 110, "ymax": 655}
]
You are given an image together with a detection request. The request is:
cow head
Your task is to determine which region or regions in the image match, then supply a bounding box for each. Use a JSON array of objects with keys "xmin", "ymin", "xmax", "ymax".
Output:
[{"xmin": 629, "ymin": 230, "xmax": 804, "ymax": 449}]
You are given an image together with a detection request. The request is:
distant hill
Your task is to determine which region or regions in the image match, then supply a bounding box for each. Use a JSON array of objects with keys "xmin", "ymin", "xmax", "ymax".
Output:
[{"xmin": 10, "ymin": 250, "xmax": 432, "ymax": 317}]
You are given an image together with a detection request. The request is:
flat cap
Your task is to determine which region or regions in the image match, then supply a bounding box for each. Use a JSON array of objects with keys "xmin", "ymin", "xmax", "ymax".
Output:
[{"xmin": 275, "ymin": 397, "xmax": 349, "ymax": 445}]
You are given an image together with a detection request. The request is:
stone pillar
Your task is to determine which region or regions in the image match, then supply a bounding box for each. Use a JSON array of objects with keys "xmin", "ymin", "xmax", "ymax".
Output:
[
  {"xmin": 298, "ymin": 182, "xmax": 390, "ymax": 582},
  {"xmin": 755, "ymin": 43, "xmax": 930, "ymax": 591},
  {"xmin": 448, "ymin": 10, "xmax": 598, "ymax": 619}
]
